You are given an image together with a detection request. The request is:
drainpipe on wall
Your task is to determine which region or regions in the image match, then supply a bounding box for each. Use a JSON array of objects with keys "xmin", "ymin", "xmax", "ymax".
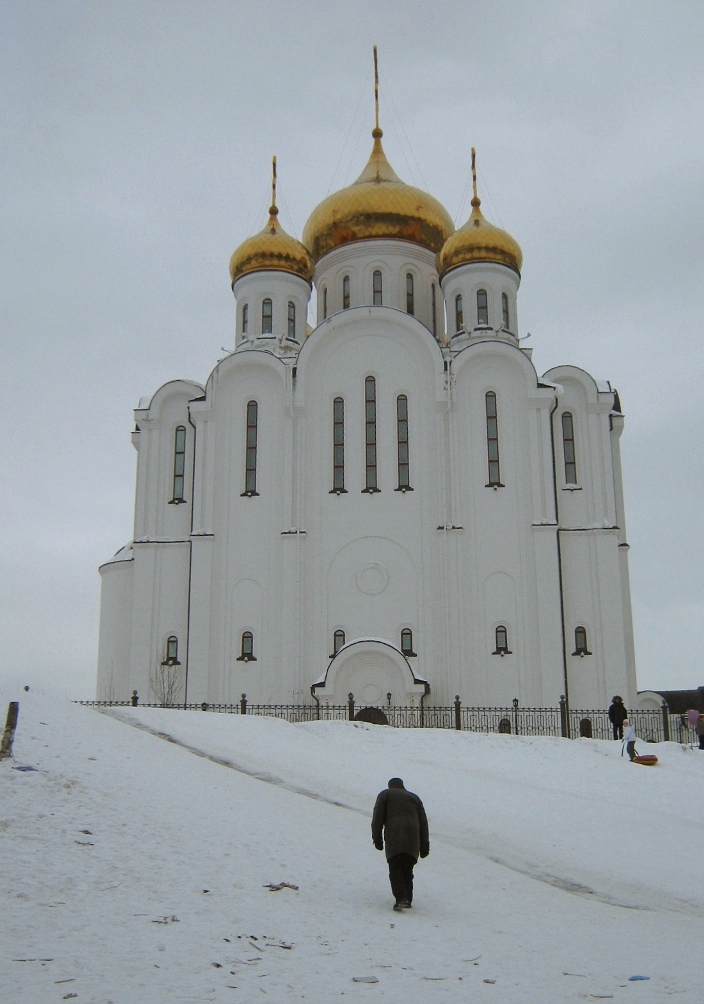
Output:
[{"xmin": 549, "ymin": 394, "xmax": 570, "ymax": 733}]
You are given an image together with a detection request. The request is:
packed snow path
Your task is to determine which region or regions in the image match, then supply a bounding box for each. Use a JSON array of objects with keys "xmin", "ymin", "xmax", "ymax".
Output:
[{"xmin": 2, "ymin": 692, "xmax": 703, "ymax": 1002}]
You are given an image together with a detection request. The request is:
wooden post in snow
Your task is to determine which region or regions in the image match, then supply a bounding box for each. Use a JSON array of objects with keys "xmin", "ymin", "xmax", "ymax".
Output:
[{"xmin": 0, "ymin": 702, "xmax": 19, "ymax": 760}]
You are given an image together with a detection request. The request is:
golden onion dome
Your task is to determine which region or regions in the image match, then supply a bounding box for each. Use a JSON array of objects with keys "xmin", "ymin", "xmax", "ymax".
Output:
[
  {"xmin": 229, "ymin": 158, "xmax": 313, "ymax": 286},
  {"xmin": 439, "ymin": 150, "xmax": 522, "ymax": 278},
  {"xmin": 229, "ymin": 206, "xmax": 313, "ymax": 286},
  {"xmin": 302, "ymin": 127, "xmax": 454, "ymax": 261}
]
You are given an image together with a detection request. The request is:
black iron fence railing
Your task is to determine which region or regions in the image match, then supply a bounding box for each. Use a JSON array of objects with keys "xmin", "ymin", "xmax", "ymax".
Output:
[{"xmin": 74, "ymin": 694, "xmax": 698, "ymax": 744}]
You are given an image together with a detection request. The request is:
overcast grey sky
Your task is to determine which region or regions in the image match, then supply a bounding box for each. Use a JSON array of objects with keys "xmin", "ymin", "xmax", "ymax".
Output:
[{"xmin": 2, "ymin": 0, "xmax": 703, "ymax": 699}]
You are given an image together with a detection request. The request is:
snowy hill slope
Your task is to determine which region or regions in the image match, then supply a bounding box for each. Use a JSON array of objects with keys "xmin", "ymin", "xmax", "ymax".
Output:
[{"xmin": 1, "ymin": 691, "xmax": 703, "ymax": 1003}]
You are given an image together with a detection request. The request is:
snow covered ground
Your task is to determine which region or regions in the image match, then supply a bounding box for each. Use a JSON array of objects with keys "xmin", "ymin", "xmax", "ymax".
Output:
[{"xmin": 2, "ymin": 691, "xmax": 703, "ymax": 1003}]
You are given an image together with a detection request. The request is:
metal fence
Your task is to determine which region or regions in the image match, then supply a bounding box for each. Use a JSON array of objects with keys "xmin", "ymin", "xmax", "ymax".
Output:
[{"xmin": 74, "ymin": 694, "xmax": 697, "ymax": 743}]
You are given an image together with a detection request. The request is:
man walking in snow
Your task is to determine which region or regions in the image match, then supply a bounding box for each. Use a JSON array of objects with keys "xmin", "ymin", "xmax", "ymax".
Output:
[{"xmin": 371, "ymin": 778, "xmax": 429, "ymax": 911}]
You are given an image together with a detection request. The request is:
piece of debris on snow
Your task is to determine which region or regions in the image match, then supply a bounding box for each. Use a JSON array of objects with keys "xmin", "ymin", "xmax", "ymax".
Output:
[
  {"xmin": 151, "ymin": 915, "xmax": 179, "ymax": 924},
  {"xmin": 264, "ymin": 882, "xmax": 299, "ymax": 892},
  {"xmin": 353, "ymin": 976, "xmax": 379, "ymax": 983}
]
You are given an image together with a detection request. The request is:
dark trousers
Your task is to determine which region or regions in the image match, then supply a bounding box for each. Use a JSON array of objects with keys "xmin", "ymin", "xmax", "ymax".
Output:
[
  {"xmin": 613, "ymin": 723, "xmax": 624, "ymax": 740},
  {"xmin": 388, "ymin": 853, "xmax": 416, "ymax": 905},
  {"xmin": 627, "ymin": 741, "xmax": 636, "ymax": 761}
]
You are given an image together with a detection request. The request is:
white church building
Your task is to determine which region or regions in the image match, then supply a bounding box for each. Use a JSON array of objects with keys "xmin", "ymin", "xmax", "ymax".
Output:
[{"xmin": 97, "ymin": 111, "xmax": 638, "ymax": 713}]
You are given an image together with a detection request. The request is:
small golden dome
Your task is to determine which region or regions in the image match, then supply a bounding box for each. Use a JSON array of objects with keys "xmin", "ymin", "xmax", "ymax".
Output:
[
  {"xmin": 302, "ymin": 128, "xmax": 454, "ymax": 261},
  {"xmin": 439, "ymin": 150, "xmax": 522, "ymax": 278},
  {"xmin": 438, "ymin": 196, "xmax": 522, "ymax": 278},
  {"xmin": 229, "ymin": 205, "xmax": 313, "ymax": 286}
]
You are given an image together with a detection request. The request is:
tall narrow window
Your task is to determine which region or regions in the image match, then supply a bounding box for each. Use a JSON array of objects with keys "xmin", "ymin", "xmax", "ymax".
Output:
[
  {"xmin": 363, "ymin": 376, "xmax": 379, "ymax": 492},
  {"xmin": 242, "ymin": 303, "xmax": 249, "ymax": 335},
  {"xmin": 262, "ymin": 298, "xmax": 273, "ymax": 334},
  {"xmin": 401, "ymin": 628, "xmax": 415, "ymax": 656},
  {"xmin": 243, "ymin": 401, "xmax": 259, "ymax": 496},
  {"xmin": 485, "ymin": 392, "xmax": 502, "ymax": 486},
  {"xmin": 333, "ymin": 629, "xmax": 345, "ymax": 655},
  {"xmin": 237, "ymin": 631, "xmax": 256, "ymax": 661},
  {"xmin": 406, "ymin": 273, "xmax": 414, "ymax": 315},
  {"xmin": 342, "ymin": 275, "xmax": 350, "ymax": 310},
  {"xmin": 172, "ymin": 426, "xmax": 186, "ymax": 502},
  {"xmin": 477, "ymin": 289, "xmax": 489, "ymax": 326},
  {"xmin": 562, "ymin": 412, "xmax": 577, "ymax": 484},
  {"xmin": 287, "ymin": 301, "xmax": 296, "ymax": 339},
  {"xmin": 501, "ymin": 293, "xmax": 510, "ymax": 330},
  {"xmin": 455, "ymin": 294, "xmax": 463, "ymax": 332},
  {"xmin": 165, "ymin": 635, "xmax": 179, "ymax": 665},
  {"xmin": 396, "ymin": 395, "xmax": 411, "ymax": 490},
  {"xmin": 372, "ymin": 270, "xmax": 383, "ymax": 306},
  {"xmin": 494, "ymin": 625, "xmax": 510, "ymax": 654},
  {"xmin": 322, "ymin": 287, "xmax": 328, "ymax": 319},
  {"xmin": 431, "ymin": 283, "xmax": 437, "ymax": 337},
  {"xmin": 331, "ymin": 397, "xmax": 346, "ymax": 493},
  {"xmin": 573, "ymin": 626, "xmax": 590, "ymax": 656}
]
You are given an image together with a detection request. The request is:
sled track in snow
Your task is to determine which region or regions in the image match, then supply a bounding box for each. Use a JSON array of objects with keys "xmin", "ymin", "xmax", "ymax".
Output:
[{"xmin": 100, "ymin": 708, "xmax": 704, "ymax": 921}]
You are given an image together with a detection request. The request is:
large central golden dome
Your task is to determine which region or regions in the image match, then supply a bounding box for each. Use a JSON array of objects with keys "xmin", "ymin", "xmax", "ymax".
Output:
[{"xmin": 303, "ymin": 128, "xmax": 454, "ymax": 262}]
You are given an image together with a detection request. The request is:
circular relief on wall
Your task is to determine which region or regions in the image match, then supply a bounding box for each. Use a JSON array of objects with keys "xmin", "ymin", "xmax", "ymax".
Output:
[
  {"xmin": 362, "ymin": 683, "xmax": 382, "ymax": 705},
  {"xmin": 356, "ymin": 561, "xmax": 389, "ymax": 595}
]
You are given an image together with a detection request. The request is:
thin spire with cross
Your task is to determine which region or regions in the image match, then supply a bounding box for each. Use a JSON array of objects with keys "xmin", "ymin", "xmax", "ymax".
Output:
[
  {"xmin": 471, "ymin": 147, "xmax": 480, "ymax": 207},
  {"xmin": 373, "ymin": 45, "xmax": 381, "ymax": 137},
  {"xmin": 270, "ymin": 155, "xmax": 278, "ymax": 215}
]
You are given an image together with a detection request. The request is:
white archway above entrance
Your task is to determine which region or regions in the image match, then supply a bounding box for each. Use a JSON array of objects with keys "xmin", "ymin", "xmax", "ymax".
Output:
[{"xmin": 311, "ymin": 638, "xmax": 429, "ymax": 707}]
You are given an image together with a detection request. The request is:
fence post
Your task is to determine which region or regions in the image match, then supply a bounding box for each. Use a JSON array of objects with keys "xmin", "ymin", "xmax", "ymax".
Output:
[
  {"xmin": 454, "ymin": 696, "xmax": 461, "ymax": 731},
  {"xmin": 131, "ymin": 690, "xmax": 139, "ymax": 707},
  {"xmin": 559, "ymin": 695, "xmax": 569, "ymax": 738},
  {"xmin": 0, "ymin": 702, "xmax": 19, "ymax": 760},
  {"xmin": 661, "ymin": 700, "xmax": 670, "ymax": 742},
  {"xmin": 512, "ymin": 697, "xmax": 519, "ymax": 736},
  {"xmin": 348, "ymin": 692, "xmax": 355, "ymax": 720},
  {"xmin": 240, "ymin": 693, "xmax": 247, "ymax": 715}
]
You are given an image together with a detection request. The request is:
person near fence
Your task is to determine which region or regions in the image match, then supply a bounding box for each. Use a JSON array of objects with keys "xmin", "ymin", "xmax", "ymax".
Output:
[
  {"xmin": 623, "ymin": 720, "xmax": 637, "ymax": 761},
  {"xmin": 371, "ymin": 778, "xmax": 429, "ymax": 911},
  {"xmin": 608, "ymin": 695, "xmax": 628, "ymax": 740},
  {"xmin": 695, "ymin": 714, "xmax": 704, "ymax": 751}
]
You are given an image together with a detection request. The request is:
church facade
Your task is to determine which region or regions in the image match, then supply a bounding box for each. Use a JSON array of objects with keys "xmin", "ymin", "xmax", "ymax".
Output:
[{"xmin": 97, "ymin": 122, "xmax": 637, "ymax": 712}]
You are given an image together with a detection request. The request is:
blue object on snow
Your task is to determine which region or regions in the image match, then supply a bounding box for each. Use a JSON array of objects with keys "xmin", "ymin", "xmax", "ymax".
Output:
[
  {"xmin": 628, "ymin": 976, "xmax": 650, "ymax": 981},
  {"xmin": 12, "ymin": 765, "xmax": 38, "ymax": 772}
]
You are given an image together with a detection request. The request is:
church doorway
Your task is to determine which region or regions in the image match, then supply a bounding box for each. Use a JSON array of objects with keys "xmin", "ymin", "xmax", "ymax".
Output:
[{"xmin": 354, "ymin": 706, "xmax": 389, "ymax": 726}]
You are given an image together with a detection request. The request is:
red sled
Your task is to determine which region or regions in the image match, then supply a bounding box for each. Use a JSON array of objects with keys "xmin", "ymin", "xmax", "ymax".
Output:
[{"xmin": 633, "ymin": 754, "xmax": 658, "ymax": 766}]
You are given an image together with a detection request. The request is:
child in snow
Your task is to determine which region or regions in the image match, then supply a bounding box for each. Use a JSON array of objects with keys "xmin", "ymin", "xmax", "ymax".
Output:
[{"xmin": 623, "ymin": 720, "xmax": 637, "ymax": 761}]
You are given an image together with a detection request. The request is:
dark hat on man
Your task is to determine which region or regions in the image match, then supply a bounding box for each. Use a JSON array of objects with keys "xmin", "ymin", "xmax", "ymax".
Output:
[{"xmin": 388, "ymin": 778, "xmax": 404, "ymax": 788}]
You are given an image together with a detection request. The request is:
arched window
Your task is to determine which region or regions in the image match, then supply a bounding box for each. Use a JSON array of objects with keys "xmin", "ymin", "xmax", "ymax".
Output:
[
  {"xmin": 242, "ymin": 303, "xmax": 249, "ymax": 335},
  {"xmin": 562, "ymin": 412, "xmax": 577, "ymax": 484},
  {"xmin": 287, "ymin": 301, "xmax": 296, "ymax": 339},
  {"xmin": 406, "ymin": 273, "xmax": 414, "ymax": 315},
  {"xmin": 261, "ymin": 298, "xmax": 273, "ymax": 334},
  {"xmin": 494, "ymin": 625, "xmax": 510, "ymax": 655},
  {"xmin": 401, "ymin": 628, "xmax": 415, "ymax": 656},
  {"xmin": 342, "ymin": 275, "xmax": 350, "ymax": 310},
  {"xmin": 331, "ymin": 397, "xmax": 346, "ymax": 493},
  {"xmin": 485, "ymin": 392, "xmax": 502, "ymax": 486},
  {"xmin": 455, "ymin": 294, "xmax": 463, "ymax": 332},
  {"xmin": 501, "ymin": 293, "xmax": 510, "ymax": 330},
  {"xmin": 238, "ymin": 631, "xmax": 256, "ymax": 662},
  {"xmin": 372, "ymin": 270, "xmax": 383, "ymax": 306},
  {"xmin": 573, "ymin": 626, "xmax": 590, "ymax": 656},
  {"xmin": 322, "ymin": 287, "xmax": 328, "ymax": 319},
  {"xmin": 396, "ymin": 395, "xmax": 411, "ymax": 490},
  {"xmin": 165, "ymin": 636, "xmax": 179, "ymax": 665},
  {"xmin": 477, "ymin": 289, "xmax": 489, "ymax": 326},
  {"xmin": 242, "ymin": 401, "xmax": 259, "ymax": 496},
  {"xmin": 171, "ymin": 426, "xmax": 186, "ymax": 502},
  {"xmin": 431, "ymin": 283, "xmax": 437, "ymax": 337},
  {"xmin": 333, "ymin": 629, "xmax": 345, "ymax": 655},
  {"xmin": 363, "ymin": 376, "xmax": 379, "ymax": 492}
]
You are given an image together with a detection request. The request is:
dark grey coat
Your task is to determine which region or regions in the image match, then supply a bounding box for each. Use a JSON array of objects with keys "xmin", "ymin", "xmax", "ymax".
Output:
[{"xmin": 371, "ymin": 782, "xmax": 429, "ymax": 862}]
